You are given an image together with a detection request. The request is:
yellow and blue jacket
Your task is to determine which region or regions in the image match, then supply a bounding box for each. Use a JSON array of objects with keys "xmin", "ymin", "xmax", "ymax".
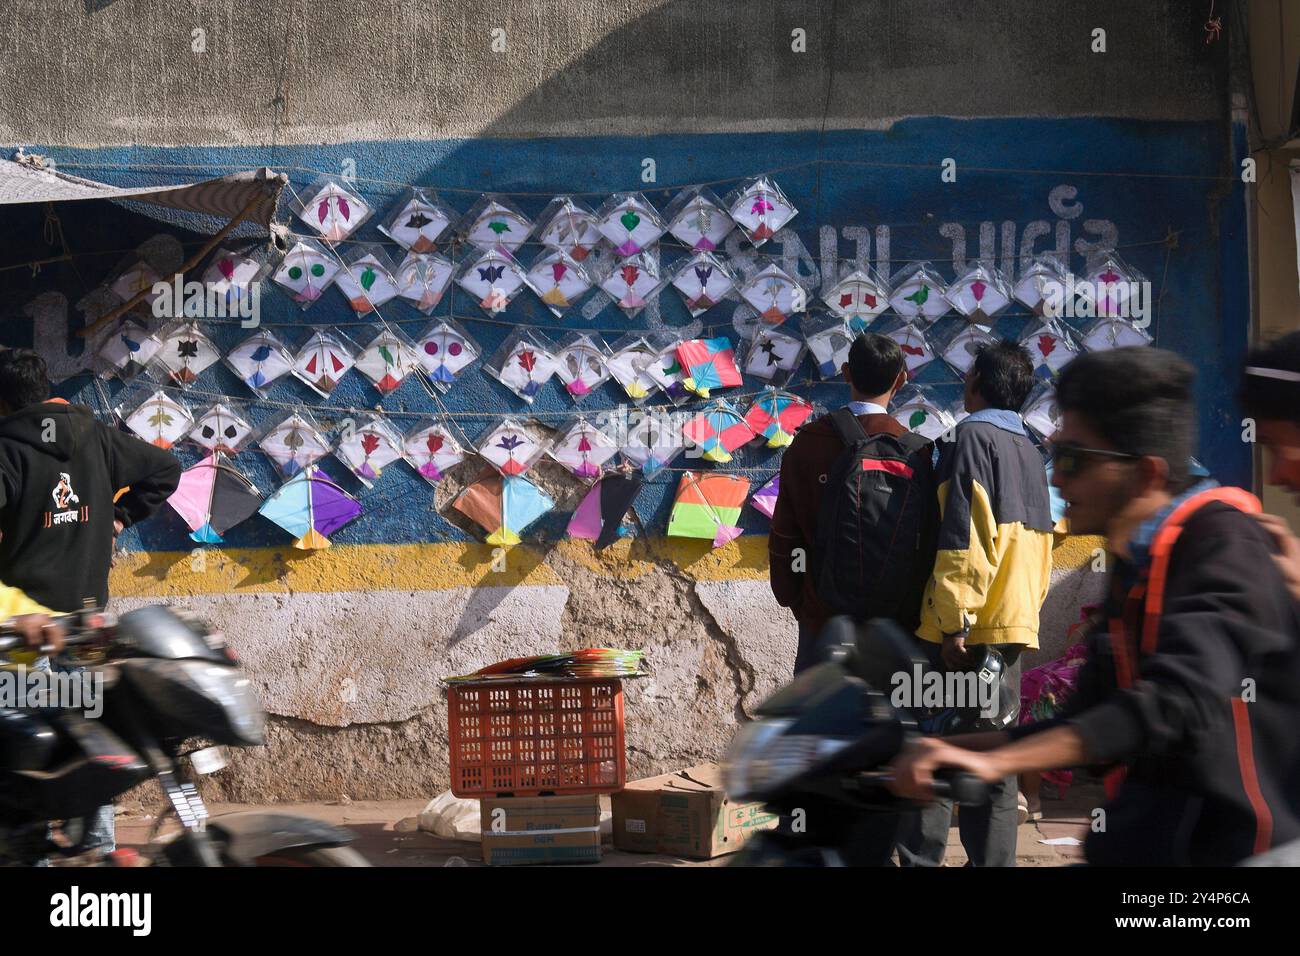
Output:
[{"xmin": 916, "ymin": 409, "xmax": 1053, "ymax": 649}]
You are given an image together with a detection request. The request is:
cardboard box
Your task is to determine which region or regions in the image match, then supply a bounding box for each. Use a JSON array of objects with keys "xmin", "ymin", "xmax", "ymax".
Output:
[
  {"xmin": 611, "ymin": 763, "xmax": 779, "ymax": 859},
  {"xmin": 479, "ymin": 795, "xmax": 602, "ymax": 866}
]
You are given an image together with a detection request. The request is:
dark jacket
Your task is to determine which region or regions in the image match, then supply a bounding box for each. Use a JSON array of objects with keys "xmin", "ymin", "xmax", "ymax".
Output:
[
  {"xmin": 915, "ymin": 416, "xmax": 1054, "ymax": 648},
  {"xmin": 0, "ymin": 401, "xmax": 181, "ymax": 612},
  {"xmin": 1011, "ymin": 501, "xmax": 1300, "ymax": 866},
  {"xmin": 769, "ymin": 411, "xmax": 939, "ymax": 634}
]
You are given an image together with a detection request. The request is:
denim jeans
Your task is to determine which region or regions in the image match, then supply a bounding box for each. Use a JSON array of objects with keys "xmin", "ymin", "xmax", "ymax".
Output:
[{"xmin": 32, "ymin": 655, "xmax": 116, "ymax": 855}]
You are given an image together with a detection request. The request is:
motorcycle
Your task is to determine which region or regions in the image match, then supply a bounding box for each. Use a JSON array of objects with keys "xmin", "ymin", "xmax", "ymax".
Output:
[
  {"xmin": 723, "ymin": 616, "xmax": 1007, "ymax": 866},
  {"xmin": 0, "ymin": 604, "xmax": 367, "ymax": 867}
]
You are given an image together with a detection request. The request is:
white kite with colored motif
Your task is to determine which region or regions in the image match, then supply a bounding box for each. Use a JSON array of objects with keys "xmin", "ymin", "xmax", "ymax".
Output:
[
  {"xmin": 726, "ymin": 176, "xmax": 797, "ymax": 247},
  {"xmin": 889, "ymin": 263, "xmax": 951, "ymax": 323},
  {"xmin": 594, "ymin": 192, "xmax": 667, "ymax": 257},
  {"xmin": 294, "ymin": 178, "xmax": 371, "ymax": 243},
  {"xmin": 945, "ymin": 263, "xmax": 1013, "ymax": 319}
]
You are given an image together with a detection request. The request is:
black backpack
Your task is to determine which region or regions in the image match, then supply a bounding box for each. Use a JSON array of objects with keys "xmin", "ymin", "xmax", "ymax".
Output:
[{"xmin": 813, "ymin": 409, "xmax": 933, "ymax": 621}]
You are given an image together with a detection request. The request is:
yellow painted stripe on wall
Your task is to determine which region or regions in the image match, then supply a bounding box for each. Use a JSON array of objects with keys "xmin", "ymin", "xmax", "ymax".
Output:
[{"xmin": 109, "ymin": 534, "xmax": 1104, "ymax": 598}]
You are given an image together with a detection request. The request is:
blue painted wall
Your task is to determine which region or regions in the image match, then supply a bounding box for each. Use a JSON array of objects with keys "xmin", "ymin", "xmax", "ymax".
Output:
[{"xmin": 0, "ymin": 117, "xmax": 1245, "ymax": 552}]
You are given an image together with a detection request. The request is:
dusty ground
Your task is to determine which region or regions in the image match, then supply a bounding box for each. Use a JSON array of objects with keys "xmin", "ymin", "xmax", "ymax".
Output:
[{"xmin": 115, "ymin": 782, "xmax": 1100, "ymax": 867}]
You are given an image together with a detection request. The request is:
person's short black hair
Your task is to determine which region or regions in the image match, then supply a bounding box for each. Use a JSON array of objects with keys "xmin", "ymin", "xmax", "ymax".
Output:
[
  {"xmin": 0, "ymin": 349, "xmax": 51, "ymax": 410},
  {"xmin": 971, "ymin": 339, "xmax": 1036, "ymax": 410},
  {"xmin": 846, "ymin": 332, "xmax": 905, "ymax": 395},
  {"xmin": 1055, "ymin": 347, "xmax": 1196, "ymax": 492},
  {"xmin": 1239, "ymin": 330, "xmax": 1300, "ymax": 426}
]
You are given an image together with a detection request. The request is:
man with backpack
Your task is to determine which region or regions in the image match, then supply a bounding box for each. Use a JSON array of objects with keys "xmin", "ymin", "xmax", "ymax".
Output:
[
  {"xmin": 889, "ymin": 347, "xmax": 1300, "ymax": 866},
  {"xmin": 768, "ymin": 332, "xmax": 940, "ymax": 674},
  {"xmin": 897, "ymin": 339, "xmax": 1053, "ymax": 867}
]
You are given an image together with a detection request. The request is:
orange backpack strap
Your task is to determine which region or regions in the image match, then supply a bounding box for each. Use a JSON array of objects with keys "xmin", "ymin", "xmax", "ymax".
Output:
[{"xmin": 1140, "ymin": 487, "xmax": 1262, "ymax": 655}]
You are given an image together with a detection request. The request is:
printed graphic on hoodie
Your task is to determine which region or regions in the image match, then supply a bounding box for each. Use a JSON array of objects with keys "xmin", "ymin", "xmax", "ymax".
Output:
[{"xmin": 45, "ymin": 471, "xmax": 88, "ymax": 527}]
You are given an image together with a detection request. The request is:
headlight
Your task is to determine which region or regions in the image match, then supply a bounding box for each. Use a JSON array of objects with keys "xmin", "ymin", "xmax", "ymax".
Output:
[
  {"xmin": 179, "ymin": 660, "xmax": 265, "ymax": 745},
  {"xmin": 725, "ymin": 719, "xmax": 853, "ymax": 799}
]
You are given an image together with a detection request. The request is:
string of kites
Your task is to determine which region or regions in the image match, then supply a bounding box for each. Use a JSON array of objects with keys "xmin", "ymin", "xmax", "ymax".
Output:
[{"xmin": 90, "ymin": 173, "xmax": 1158, "ymax": 552}]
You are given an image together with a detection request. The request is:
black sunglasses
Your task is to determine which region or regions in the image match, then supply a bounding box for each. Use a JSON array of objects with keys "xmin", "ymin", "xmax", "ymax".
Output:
[{"xmin": 1050, "ymin": 442, "xmax": 1141, "ymax": 478}]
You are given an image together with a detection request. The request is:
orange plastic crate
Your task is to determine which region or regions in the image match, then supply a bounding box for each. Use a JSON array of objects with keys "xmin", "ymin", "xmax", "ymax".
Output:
[{"xmin": 446, "ymin": 678, "xmax": 626, "ymax": 798}]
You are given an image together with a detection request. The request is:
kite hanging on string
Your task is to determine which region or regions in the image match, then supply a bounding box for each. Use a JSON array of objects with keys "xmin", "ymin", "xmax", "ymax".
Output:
[
  {"xmin": 749, "ymin": 474, "xmax": 780, "ymax": 519},
  {"xmin": 150, "ymin": 321, "xmax": 221, "ymax": 387},
  {"xmin": 594, "ymin": 192, "xmax": 667, "ymax": 257},
  {"xmin": 200, "ymin": 246, "xmax": 269, "ymax": 312},
  {"xmin": 554, "ymin": 334, "xmax": 611, "ymax": 401},
  {"xmin": 455, "ymin": 247, "xmax": 528, "ymax": 315},
  {"xmin": 549, "ymin": 418, "xmax": 619, "ymax": 482},
  {"xmin": 402, "ymin": 420, "xmax": 466, "ymax": 486},
  {"xmin": 257, "ymin": 410, "xmax": 333, "ymax": 477},
  {"xmin": 676, "ymin": 337, "xmax": 742, "ymax": 398},
  {"xmin": 414, "ymin": 319, "xmax": 479, "ymax": 393},
  {"xmin": 739, "ymin": 264, "xmax": 806, "ymax": 326},
  {"xmin": 1080, "ymin": 315, "xmax": 1153, "ymax": 353},
  {"xmin": 395, "ymin": 252, "xmax": 455, "ymax": 314},
  {"xmin": 888, "ymin": 263, "xmax": 951, "ymax": 324},
  {"xmin": 526, "ymin": 249, "xmax": 594, "ymax": 318},
  {"xmin": 166, "ymin": 453, "xmax": 263, "ymax": 545},
  {"xmin": 226, "ymin": 329, "xmax": 295, "ymax": 398},
  {"xmin": 258, "ymin": 465, "xmax": 362, "ymax": 551},
  {"xmin": 742, "ymin": 327, "xmax": 806, "ymax": 385},
  {"xmin": 939, "ymin": 323, "xmax": 999, "ymax": 378},
  {"xmin": 621, "ymin": 410, "xmax": 686, "ymax": 477},
  {"xmin": 120, "ymin": 388, "xmax": 193, "ymax": 450},
  {"xmin": 890, "ymin": 385, "xmax": 958, "ymax": 442},
  {"xmin": 486, "ymin": 330, "xmax": 558, "ymax": 403},
  {"xmin": 334, "ymin": 416, "xmax": 405, "ymax": 488},
  {"xmin": 356, "ymin": 326, "xmax": 421, "ymax": 396},
  {"xmin": 377, "ymin": 187, "xmax": 456, "ymax": 253},
  {"xmin": 293, "ymin": 177, "xmax": 371, "ymax": 243},
  {"xmin": 1021, "ymin": 383, "xmax": 1061, "ymax": 442},
  {"xmin": 669, "ymin": 251, "xmax": 736, "ymax": 318},
  {"xmin": 663, "ymin": 186, "xmax": 735, "ymax": 252},
  {"xmin": 453, "ymin": 470, "xmax": 554, "ymax": 547},
  {"xmin": 667, "ymin": 472, "xmax": 751, "ymax": 548},
  {"xmin": 476, "ymin": 418, "xmax": 549, "ymax": 477},
  {"xmin": 108, "ymin": 259, "xmax": 164, "ymax": 310},
  {"xmin": 459, "ymin": 194, "xmax": 533, "ymax": 254},
  {"xmin": 1014, "ymin": 255, "xmax": 1072, "ymax": 314},
  {"xmin": 333, "ymin": 244, "xmax": 400, "ymax": 316},
  {"xmin": 1019, "ymin": 319, "xmax": 1081, "ymax": 378},
  {"xmin": 1079, "ymin": 255, "xmax": 1143, "ymax": 319},
  {"xmin": 824, "ymin": 268, "xmax": 890, "ymax": 330},
  {"xmin": 188, "ymin": 401, "xmax": 254, "ymax": 455},
  {"xmin": 744, "ymin": 390, "xmax": 813, "ymax": 449},
  {"xmin": 803, "ymin": 317, "xmax": 856, "ymax": 381},
  {"xmin": 272, "ymin": 238, "xmax": 341, "ymax": 309},
  {"xmin": 944, "ymin": 262, "xmax": 1013, "ymax": 321},
  {"xmin": 96, "ymin": 318, "xmax": 160, "ymax": 381},
  {"xmin": 883, "ymin": 322, "xmax": 936, "ymax": 380},
  {"xmin": 726, "ymin": 176, "xmax": 797, "ymax": 247},
  {"xmin": 568, "ymin": 473, "xmax": 643, "ymax": 550},
  {"xmin": 535, "ymin": 195, "xmax": 603, "ymax": 262},
  {"xmin": 682, "ymin": 401, "xmax": 756, "ymax": 464},
  {"xmin": 598, "ymin": 251, "xmax": 665, "ymax": 318},
  {"xmin": 292, "ymin": 329, "xmax": 357, "ymax": 398},
  {"xmin": 605, "ymin": 335, "xmax": 660, "ymax": 404},
  {"xmin": 645, "ymin": 342, "xmax": 692, "ymax": 405}
]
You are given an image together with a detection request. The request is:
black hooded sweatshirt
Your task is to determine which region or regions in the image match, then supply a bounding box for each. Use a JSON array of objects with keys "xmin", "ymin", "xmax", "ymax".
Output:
[{"xmin": 0, "ymin": 401, "xmax": 181, "ymax": 612}]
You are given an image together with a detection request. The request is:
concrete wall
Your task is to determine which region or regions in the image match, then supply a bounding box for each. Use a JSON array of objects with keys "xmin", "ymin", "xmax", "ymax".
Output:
[{"xmin": 0, "ymin": 1, "xmax": 1248, "ymax": 801}]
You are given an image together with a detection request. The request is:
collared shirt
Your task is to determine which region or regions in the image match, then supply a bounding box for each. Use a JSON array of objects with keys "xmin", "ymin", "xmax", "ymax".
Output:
[
  {"xmin": 847, "ymin": 400, "xmax": 889, "ymax": 417},
  {"xmin": 962, "ymin": 407, "xmax": 1026, "ymax": 436},
  {"xmin": 1125, "ymin": 477, "xmax": 1219, "ymax": 571}
]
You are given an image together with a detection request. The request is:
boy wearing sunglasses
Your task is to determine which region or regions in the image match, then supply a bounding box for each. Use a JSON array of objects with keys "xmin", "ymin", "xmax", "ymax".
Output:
[{"xmin": 890, "ymin": 347, "xmax": 1300, "ymax": 866}]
